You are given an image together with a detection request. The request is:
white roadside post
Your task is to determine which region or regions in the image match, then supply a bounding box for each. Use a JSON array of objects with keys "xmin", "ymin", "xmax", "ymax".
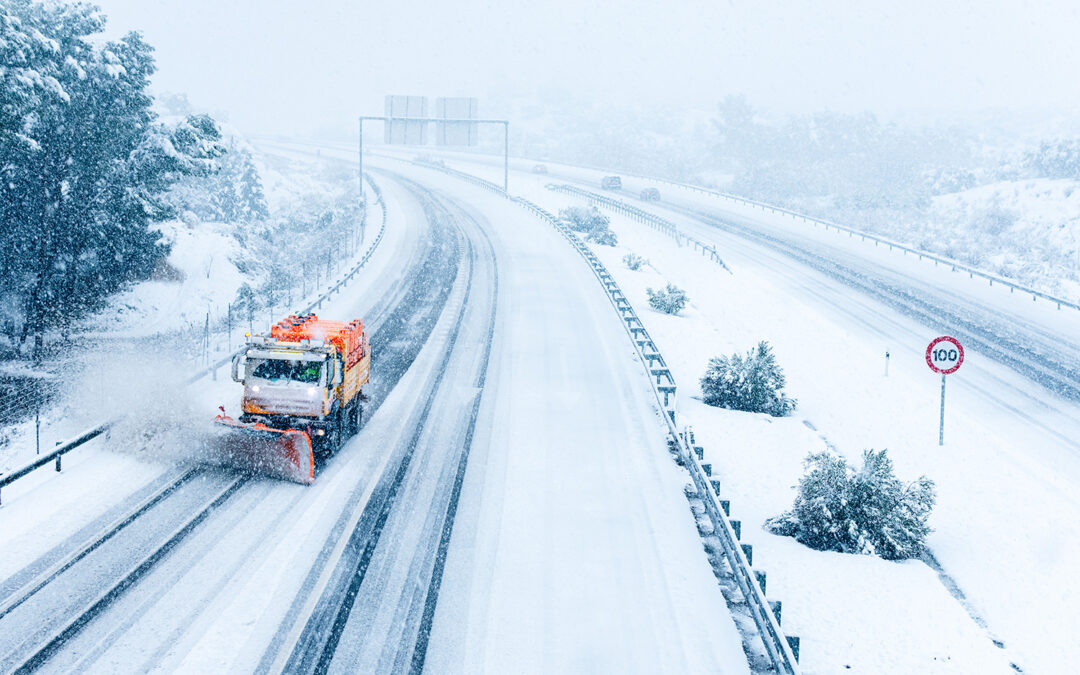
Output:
[{"xmin": 925, "ymin": 335, "xmax": 964, "ymax": 445}]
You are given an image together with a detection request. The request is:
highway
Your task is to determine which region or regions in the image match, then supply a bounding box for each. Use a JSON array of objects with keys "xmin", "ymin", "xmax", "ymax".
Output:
[
  {"xmin": 0, "ymin": 153, "xmax": 749, "ymax": 673},
  {"xmin": 373, "ymin": 148, "xmax": 1079, "ymax": 674}
]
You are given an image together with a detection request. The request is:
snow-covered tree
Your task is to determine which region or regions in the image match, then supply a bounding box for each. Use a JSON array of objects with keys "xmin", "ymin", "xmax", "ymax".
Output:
[
  {"xmin": 766, "ymin": 449, "xmax": 936, "ymax": 561},
  {"xmin": 700, "ymin": 340, "xmax": 796, "ymax": 416},
  {"xmin": 0, "ymin": 1, "xmax": 223, "ymax": 354},
  {"xmin": 1025, "ymin": 139, "xmax": 1080, "ymax": 180}
]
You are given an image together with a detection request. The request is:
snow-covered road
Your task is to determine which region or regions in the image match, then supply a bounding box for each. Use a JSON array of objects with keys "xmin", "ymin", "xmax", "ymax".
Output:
[
  {"xmin": 0, "ymin": 170, "xmax": 462, "ymax": 671},
  {"xmin": 0, "ymin": 148, "xmax": 753, "ymax": 673},
  {"xmin": 401, "ymin": 168, "xmax": 749, "ymax": 674},
  {"xmin": 334, "ymin": 146, "xmax": 1080, "ymax": 672},
  {"xmin": 462, "ymin": 156, "xmax": 1080, "ymax": 674}
]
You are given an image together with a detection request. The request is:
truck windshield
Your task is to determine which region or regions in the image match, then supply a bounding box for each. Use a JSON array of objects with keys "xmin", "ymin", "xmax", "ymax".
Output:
[{"xmin": 251, "ymin": 359, "xmax": 323, "ymax": 384}]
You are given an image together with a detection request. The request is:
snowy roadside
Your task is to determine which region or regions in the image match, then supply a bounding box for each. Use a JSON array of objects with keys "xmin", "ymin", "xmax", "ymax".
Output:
[
  {"xmin": 375, "ymin": 144, "xmax": 1080, "ymax": 305},
  {"xmin": 0, "ymin": 157, "xmax": 410, "ymax": 587},
  {"xmin": 0, "ymin": 148, "xmax": 375, "ymax": 478},
  {"xmin": 510, "ymin": 183, "xmax": 1018, "ymax": 673}
]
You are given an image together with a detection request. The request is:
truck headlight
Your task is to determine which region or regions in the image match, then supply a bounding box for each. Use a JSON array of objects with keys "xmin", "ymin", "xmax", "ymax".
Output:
[
  {"xmin": 251, "ymin": 385, "xmax": 260, "ymax": 393},
  {"xmin": 307, "ymin": 387, "xmax": 317, "ymax": 396}
]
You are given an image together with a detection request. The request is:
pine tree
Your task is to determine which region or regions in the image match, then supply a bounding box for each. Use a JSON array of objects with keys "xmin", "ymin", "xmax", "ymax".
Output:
[{"xmin": 0, "ymin": 1, "xmax": 224, "ymax": 354}]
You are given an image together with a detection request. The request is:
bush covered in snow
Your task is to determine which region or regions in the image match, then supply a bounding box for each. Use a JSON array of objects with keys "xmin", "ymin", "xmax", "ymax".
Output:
[
  {"xmin": 623, "ymin": 252, "xmax": 647, "ymax": 270},
  {"xmin": 559, "ymin": 206, "xmax": 608, "ymax": 233},
  {"xmin": 560, "ymin": 206, "xmax": 618, "ymax": 246},
  {"xmin": 586, "ymin": 227, "xmax": 618, "ymax": 246},
  {"xmin": 700, "ymin": 341, "xmax": 796, "ymax": 416},
  {"xmin": 765, "ymin": 449, "xmax": 936, "ymax": 561},
  {"xmin": 646, "ymin": 284, "xmax": 688, "ymax": 314}
]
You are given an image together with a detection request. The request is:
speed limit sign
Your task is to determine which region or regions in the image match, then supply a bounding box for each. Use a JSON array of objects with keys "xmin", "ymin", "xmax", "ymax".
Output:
[
  {"xmin": 926, "ymin": 336, "xmax": 964, "ymax": 374},
  {"xmin": 926, "ymin": 335, "xmax": 964, "ymax": 445}
]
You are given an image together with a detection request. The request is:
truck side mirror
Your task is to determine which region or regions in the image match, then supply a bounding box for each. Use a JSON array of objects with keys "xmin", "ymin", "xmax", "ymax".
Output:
[{"xmin": 231, "ymin": 352, "xmax": 245, "ymax": 383}]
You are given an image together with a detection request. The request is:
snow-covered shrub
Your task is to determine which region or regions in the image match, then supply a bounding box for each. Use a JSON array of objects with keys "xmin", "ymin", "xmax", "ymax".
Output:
[
  {"xmin": 623, "ymin": 252, "xmax": 647, "ymax": 270},
  {"xmin": 766, "ymin": 449, "xmax": 936, "ymax": 561},
  {"xmin": 700, "ymin": 340, "xmax": 795, "ymax": 416},
  {"xmin": 646, "ymin": 284, "xmax": 688, "ymax": 314},
  {"xmin": 559, "ymin": 206, "xmax": 609, "ymax": 233},
  {"xmin": 558, "ymin": 206, "xmax": 618, "ymax": 245},
  {"xmin": 586, "ymin": 227, "xmax": 618, "ymax": 246}
]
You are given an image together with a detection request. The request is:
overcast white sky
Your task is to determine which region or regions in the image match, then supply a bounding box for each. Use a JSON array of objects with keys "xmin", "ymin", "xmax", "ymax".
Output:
[{"xmin": 94, "ymin": 0, "xmax": 1080, "ymax": 136}]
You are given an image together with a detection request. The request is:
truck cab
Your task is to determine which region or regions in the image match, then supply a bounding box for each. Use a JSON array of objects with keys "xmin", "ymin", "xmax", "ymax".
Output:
[{"xmin": 228, "ymin": 315, "xmax": 368, "ymax": 454}]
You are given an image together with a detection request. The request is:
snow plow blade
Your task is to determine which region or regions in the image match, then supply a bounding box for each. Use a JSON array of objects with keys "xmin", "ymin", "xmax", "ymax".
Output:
[{"xmin": 212, "ymin": 414, "xmax": 315, "ymax": 485}]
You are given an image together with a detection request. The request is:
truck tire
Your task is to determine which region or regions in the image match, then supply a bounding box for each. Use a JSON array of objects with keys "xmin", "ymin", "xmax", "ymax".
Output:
[
  {"xmin": 329, "ymin": 408, "xmax": 343, "ymax": 452},
  {"xmin": 315, "ymin": 409, "xmax": 343, "ymax": 456},
  {"xmin": 349, "ymin": 402, "xmax": 363, "ymax": 436}
]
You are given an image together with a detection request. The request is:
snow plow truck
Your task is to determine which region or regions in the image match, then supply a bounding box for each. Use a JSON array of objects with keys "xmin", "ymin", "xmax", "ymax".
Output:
[{"xmin": 214, "ymin": 314, "xmax": 370, "ymax": 484}]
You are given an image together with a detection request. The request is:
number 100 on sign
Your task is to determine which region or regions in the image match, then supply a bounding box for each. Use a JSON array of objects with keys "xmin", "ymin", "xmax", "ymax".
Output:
[{"xmin": 926, "ymin": 336, "xmax": 964, "ymax": 374}]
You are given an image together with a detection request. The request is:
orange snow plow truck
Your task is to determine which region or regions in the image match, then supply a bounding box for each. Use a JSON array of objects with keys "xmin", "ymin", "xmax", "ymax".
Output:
[{"xmin": 214, "ymin": 314, "xmax": 370, "ymax": 484}]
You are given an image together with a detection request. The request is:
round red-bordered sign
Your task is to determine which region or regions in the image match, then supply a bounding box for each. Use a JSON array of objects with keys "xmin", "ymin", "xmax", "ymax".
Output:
[{"xmin": 926, "ymin": 335, "xmax": 964, "ymax": 374}]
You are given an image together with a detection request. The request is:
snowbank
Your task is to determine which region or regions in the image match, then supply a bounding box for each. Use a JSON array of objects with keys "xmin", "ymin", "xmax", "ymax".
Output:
[{"xmin": 82, "ymin": 221, "xmax": 247, "ymax": 338}]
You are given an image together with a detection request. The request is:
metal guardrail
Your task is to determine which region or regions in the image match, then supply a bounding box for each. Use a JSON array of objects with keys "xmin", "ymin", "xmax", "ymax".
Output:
[
  {"xmin": 398, "ymin": 146, "xmax": 1080, "ymax": 312},
  {"xmin": 545, "ymin": 183, "xmax": 732, "ymax": 273},
  {"xmin": 0, "ymin": 173, "xmax": 390, "ymax": 505},
  {"xmin": 556, "ymin": 164, "xmax": 1080, "ymax": 312},
  {"xmin": 407, "ymin": 157, "xmax": 802, "ymax": 673}
]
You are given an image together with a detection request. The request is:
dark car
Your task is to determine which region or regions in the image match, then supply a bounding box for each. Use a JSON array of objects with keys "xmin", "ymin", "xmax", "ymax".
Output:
[
  {"xmin": 600, "ymin": 176, "xmax": 622, "ymax": 190},
  {"xmin": 640, "ymin": 187, "xmax": 661, "ymax": 201},
  {"xmin": 532, "ymin": 164, "xmax": 548, "ymax": 174}
]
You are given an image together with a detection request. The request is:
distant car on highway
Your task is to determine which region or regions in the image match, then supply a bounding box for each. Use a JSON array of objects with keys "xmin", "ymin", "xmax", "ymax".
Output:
[
  {"xmin": 532, "ymin": 164, "xmax": 548, "ymax": 174},
  {"xmin": 600, "ymin": 176, "xmax": 622, "ymax": 190},
  {"xmin": 639, "ymin": 187, "xmax": 661, "ymax": 201},
  {"xmin": 413, "ymin": 154, "xmax": 446, "ymax": 168}
]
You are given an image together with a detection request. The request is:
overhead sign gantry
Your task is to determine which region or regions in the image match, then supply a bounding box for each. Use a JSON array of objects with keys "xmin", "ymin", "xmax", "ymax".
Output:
[{"xmin": 359, "ymin": 95, "xmax": 510, "ymax": 192}]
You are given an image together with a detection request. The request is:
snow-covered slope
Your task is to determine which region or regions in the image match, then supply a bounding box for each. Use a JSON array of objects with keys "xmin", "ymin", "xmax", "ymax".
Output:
[
  {"xmin": 81, "ymin": 220, "xmax": 248, "ymax": 338},
  {"xmin": 927, "ymin": 178, "xmax": 1080, "ymax": 300}
]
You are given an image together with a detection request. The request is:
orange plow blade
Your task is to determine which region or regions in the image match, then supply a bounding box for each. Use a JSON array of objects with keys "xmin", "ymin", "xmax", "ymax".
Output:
[{"xmin": 212, "ymin": 415, "xmax": 315, "ymax": 484}]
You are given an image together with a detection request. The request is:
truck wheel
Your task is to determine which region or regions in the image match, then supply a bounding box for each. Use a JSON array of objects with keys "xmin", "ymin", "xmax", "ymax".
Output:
[
  {"xmin": 350, "ymin": 403, "xmax": 363, "ymax": 435},
  {"xmin": 329, "ymin": 409, "xmax": 343, "ymax": 451}
]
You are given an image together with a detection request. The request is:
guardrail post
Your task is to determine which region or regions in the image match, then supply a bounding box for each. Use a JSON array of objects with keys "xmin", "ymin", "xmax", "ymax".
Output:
[
  {"xmin": 741, "ymin": 542, "xmax": 752, "ymax": 564},
  {"xmin": 769, "ymin": 600, "xmax": 782, "ymax": 625},
  {"xmin": 787, "ymin": 636, "xmax": 801, "ymax": 662},
  {"xmin": 755, "ymin": 569, "xmax": 767, "ymax": 594}
]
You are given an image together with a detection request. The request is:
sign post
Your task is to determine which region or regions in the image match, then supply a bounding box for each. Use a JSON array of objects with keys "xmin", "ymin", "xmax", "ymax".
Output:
[{"xmin": 925, "ymin": 336, "xmax": 964, "ymax": 445}]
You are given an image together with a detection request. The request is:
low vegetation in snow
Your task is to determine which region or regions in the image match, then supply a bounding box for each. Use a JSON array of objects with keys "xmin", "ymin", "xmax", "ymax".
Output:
[
  {"xmin": 622, "ymin": 252, "xmax": 647, "ymax": 270},
  {"xmin": 765, "ymin": 449, "xmax": 936, "ymax": 561},
  {"xmin": 560, "ymin": 206, "xmax": 619, "ymax": 246},
  {"xmin": 700, "ymin": 340, "xmax": 796, "ymax": 416},
  {"xmin": 646, "ymin": 283, "xmax": 688, "ymax": 314}
]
